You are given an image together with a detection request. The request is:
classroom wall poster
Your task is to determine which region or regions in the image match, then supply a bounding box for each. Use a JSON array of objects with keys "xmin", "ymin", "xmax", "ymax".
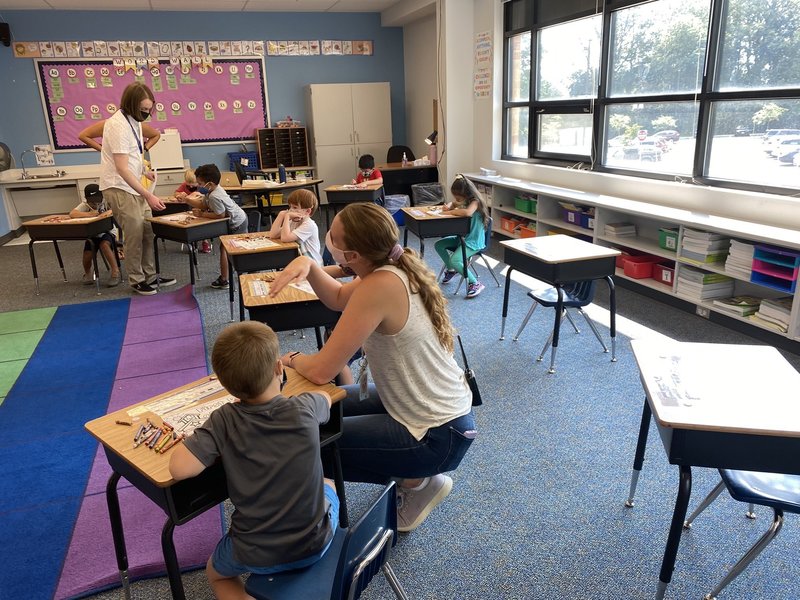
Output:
[
  {"xmin": 35, "ymin": 58, "xmax": 268, "ymax": 150},
  {"xmin": 474, "ymin": 31, "xmax": 493, "ymax": 98}
]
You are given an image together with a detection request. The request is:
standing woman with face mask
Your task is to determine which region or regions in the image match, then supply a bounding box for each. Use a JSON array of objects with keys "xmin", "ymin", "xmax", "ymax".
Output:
[
  {"xmin": 268, "ymin": 202, "xmax": 477, "ymax": 533},
  {"xmin": 100, "ymin": 82, "xmax": 175, "ymax": 296}
]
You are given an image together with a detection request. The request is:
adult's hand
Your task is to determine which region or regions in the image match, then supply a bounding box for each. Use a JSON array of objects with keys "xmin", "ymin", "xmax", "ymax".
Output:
[
  {"xmin": 268, "ymin": 256, "xmax": 313, "ymax": 297},
  {"xmin": 144, "ymin": 191, "xmax": 166, "ymax": 211}
]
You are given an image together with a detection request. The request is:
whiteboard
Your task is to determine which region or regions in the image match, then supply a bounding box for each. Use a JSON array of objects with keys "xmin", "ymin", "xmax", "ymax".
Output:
[{"xmin": 35, "ymin": 57, "xmax": 269, "ymax": 151}]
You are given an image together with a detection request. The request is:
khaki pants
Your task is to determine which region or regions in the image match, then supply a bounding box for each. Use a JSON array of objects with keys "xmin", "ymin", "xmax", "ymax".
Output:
[{"xmin": 104, "ymin": 188, "xmax": 155, "ymax": 286}]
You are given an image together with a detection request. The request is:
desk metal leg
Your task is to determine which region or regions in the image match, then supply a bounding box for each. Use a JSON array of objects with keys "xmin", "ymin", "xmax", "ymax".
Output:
[
  {"xmin": 606, "ymin": 275, "xmax": 617, "ymax": 362},
  {"xmin": 153, "ymin": 237, "xmax": 161, "ymax": 290},
  {"xmin": 188, "ymin": 245, "xmax": 197, "ymax": 291},
  {"xmin": 544, "ymin": 286, "xmax": 564, "ymax": 374},
  {"xmin": 656, "ymin": 465, "xmax": 692, "ymax": 600},
  {"xmin": 105, "ymin": 472, "xmax": 132, "ymax": 600},
  {"xmin": 419, "ymin": 237, "xmax": 425, "ymax": 258},
  {"xmin": 90, "ymin": 241, "xmax": 102, "ymax": 295},
  {"xmin": 403, "ymin": 228, "xmax": 409, "ymax": 248},
  {"xmin": 161, "ymin": 518, "xmax": 186, "ymax": 600},
  {"xmin": 314, "ymin": 327, "xmax": 324, "ymax": 350},
  {"xmin": 53, "ymin": 240, "xmax": 67, "ymax": 281},
  {"xmin": 228, "ymin": 258, "xmax": 236, "ymax": 322},
  {"xmin": 625, "ymin": 397, "xmax": 652, "ymax": 507},
  {"xmin": 330, "ymin": 443, "xmax": 349, "ymax": 528},
  {"xmin": 499, "ymin": 267, "xmax": 515, "ymax": 340},
  {"xmin": 28, "ymin": 240, "xmax": 40, "ymax": 295},
  {"xmin": 458, "ymin": 235, "xmax": 468, "ymax": 297}
]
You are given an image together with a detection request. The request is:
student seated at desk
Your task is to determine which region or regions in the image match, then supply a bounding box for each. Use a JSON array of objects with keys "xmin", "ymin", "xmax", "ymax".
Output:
[
  {"xmin": 169, "ymin": 321, "xmax": 339, "ymax": 600},
  {"xmin": 267, "ymin": 188, "xmax": 323, "ymax": 264},
  {"xmin": 435, "ymin": 175, "xmax": 488, "ymax": 299},
  {"xmin": 174, "ymin": 168, "xmax": 212, "ymax": 254},
  {"xmin": 351, "ymin": 154, "xmax": 383, "ymax": 188},
  {"xmin": 269, "ymin": 202, "xmax": 477, "ymax": 533},
  {"xmin": 192, "ymin": 164, "xmax": 248, "ymax": 290},
  {"xmin": 69, "ymin": 183, "xmax": 121, "ymax": 287}
]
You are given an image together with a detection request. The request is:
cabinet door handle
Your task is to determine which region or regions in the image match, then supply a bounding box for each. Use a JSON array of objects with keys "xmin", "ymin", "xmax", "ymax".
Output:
[
  {"xmin": 349, "ymin": 132, "xmax": 353, "ymax": 143},
  {"xmin": 354, "ymin": 131, "xmax": 359, "ymax": 142}
]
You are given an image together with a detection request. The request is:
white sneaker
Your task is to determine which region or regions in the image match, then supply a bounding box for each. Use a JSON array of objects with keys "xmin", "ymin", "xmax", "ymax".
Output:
[{"xmin": 396, "ymin": 474, "xmax": 453, "ymax": 532}]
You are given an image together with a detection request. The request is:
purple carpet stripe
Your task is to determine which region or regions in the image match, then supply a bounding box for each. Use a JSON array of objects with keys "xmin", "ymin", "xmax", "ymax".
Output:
[{"xmin": 55, "ymin": 287, "xmax": 220, "ymax": 600}]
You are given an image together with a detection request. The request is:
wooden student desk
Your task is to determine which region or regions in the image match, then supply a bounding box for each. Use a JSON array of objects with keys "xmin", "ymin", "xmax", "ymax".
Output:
[
  {"xmin": 219, "ymin": 232, "xmax": 300, "ymax": 321},
  {"xmin": 624, "ymin": 340, "xmax": 800, "ymax": 600},
  {"xmin": 499, "ymin": 235, "xmax": 620, "ymax": 373},
  {"xmin": 240, "ymin": 272, "xmax": 341, "ymax": 350},
  {"xmin": 323, "ymin": 182, "xmax": 384, "ymax": 228},
  {"xmin": 154, "ymin": 196, "xmax": 191, "ymax": 216},
  {"xmin": 85, "ymin": 371, "xmax": 347, "ymax": 600},
  {"xmin": 401, "ymin": 207, "xmax": 470, "ymax": 291},
  {"xmin": 227, "ymin": 179, "xmax": 323, "ymax": 224},
  {"xmin": 22, "ymin": 212, "xmax": 120, "ymax": 295},
  {"xmin": 377, "ymin": 161, "xmax": 438, "ymax": 198},
  {"xmin": 147, "ymin": 212, "xmax": 230, "ymax": 290}
]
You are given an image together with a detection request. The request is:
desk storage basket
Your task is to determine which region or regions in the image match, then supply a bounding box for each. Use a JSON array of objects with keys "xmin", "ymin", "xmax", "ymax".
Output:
[{"xmin": 229, "ymin": 151, "xmax": 259, "ymax": 172}]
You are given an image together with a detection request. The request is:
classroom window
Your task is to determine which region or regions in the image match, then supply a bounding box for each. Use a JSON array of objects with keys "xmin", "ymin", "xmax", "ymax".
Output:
[{"xmin": 501, "ymin": 0, "xmax": 800, "ymax": 195}]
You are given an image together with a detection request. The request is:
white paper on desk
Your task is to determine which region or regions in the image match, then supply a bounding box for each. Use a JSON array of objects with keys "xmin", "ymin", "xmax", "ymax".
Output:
[
  {"xmin": 129, "ymin": 378, "xmax": 225, "ymax": 417},
  {"xmin": 66, "ymin": 216, "xmax": 96, "ymax": 223},
  {"xmin": 230, "ymin": 237, "xmax": 279, "ymax": 250},
  {"xmin": 249, "ymin": 280, "xmax": 270, "ymax": 296},
  {"xmin": 289, "ymin": 280, "xmax": 315, "ymax": 295},
  {"xmin": 158, "ymin": 212, "xmax": 193, "ymax": 222},
  {"xmin": 168, "ymin": 395, "xmax": 238, "ymax": 436}
]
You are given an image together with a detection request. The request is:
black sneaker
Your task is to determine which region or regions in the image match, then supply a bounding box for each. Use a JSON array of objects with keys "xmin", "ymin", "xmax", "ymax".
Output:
[
  {"xmin": 211, "ymin": 276, "xmax": 229, "ymax": 289},
  {"xmin": 132, "ymin": 282, "xmax": 157, "ymax": 296},
  {"xmin": 147, "ymin": 276, "xmax": 176, "ymax": 288}
]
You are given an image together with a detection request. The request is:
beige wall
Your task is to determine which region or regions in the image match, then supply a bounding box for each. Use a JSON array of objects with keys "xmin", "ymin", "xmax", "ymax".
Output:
[{"xmin": 403, "ymin": 15, "xmax": 438, "ymax": 161}]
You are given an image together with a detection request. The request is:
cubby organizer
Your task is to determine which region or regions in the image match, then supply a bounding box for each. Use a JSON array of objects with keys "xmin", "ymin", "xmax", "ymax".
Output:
[{"xmin": 467, "ymin": 173, "xmax": 800, "ymax": 348}]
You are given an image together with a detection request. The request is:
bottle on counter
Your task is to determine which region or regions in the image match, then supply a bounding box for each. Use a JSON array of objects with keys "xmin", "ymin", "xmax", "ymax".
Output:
[
  {"xmin": 401, "ymin": 152, "xmax": 408, "ymax": 167},
  {"xmin": 278, "ymin": 164, "xmax": 287, "ymax": 183}
]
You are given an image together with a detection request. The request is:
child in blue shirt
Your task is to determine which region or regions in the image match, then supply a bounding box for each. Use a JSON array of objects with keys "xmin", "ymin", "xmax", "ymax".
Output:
[
  {"xmin": 192, "ymin": 163, "xmax": 248, "ymax": 290},
  {"xmin": 435, "ymin": 174, "xmax": 489, "ymax": 298}
]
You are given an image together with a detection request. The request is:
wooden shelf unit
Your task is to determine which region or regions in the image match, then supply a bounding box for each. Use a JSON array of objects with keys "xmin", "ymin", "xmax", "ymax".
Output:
[{"xmin": 256, "ymin": 127, "xmax": 311, "ymax": 169}]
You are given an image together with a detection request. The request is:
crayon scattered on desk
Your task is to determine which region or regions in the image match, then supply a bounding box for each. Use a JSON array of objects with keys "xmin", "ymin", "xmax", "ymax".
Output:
[
  {"xmin": 160, "ymin": 434, "xmax": 185, "ymax": 453},
  {"xmin": 148, "ymin": 430, "xmax": 163, "ymax": 449},
  {"xmin": 155, "ymin": 432, "xmax": 172, "ymax": 453},
  {"xmin": 115, "ymin": 419, "xmax": 133, "ymax": 426}
]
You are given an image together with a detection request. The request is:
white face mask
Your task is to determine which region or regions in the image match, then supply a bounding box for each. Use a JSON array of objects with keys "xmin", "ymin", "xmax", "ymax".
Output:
[{"xmin": 325, "ymin": 230, "xmax": 351, "ymax": 266}]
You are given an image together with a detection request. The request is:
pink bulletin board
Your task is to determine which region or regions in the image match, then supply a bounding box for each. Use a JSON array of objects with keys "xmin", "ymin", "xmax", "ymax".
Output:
[{"xmin": 35, "ymin": 58, "xmax": 268, "ymax": 150}]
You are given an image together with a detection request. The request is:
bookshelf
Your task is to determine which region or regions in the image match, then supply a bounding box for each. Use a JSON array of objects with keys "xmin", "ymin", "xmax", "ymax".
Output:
[
  {"xmin": 467, "ymin": 173, "xmax": 800, "ymax": 349},
  {"xmin": 255, "ymin": 127, "xmax": 312, "ymax": 170}
]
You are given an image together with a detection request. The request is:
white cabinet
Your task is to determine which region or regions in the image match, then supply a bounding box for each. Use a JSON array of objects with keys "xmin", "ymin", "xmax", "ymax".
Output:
[
  {"xmin": 151, "ymin": 168, "xmax": 187, "ymax": 197},
  {"xmin": 306, "ymin": 83, "xmax": 392, "ymax": 191}
]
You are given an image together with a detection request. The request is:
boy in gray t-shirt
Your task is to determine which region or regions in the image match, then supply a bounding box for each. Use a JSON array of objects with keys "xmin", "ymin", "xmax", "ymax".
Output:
[
  {"xmin": 192, "ymin": 163, "xmax": 249, "ymax": 290},
  {"xmin": 169, "ymin": 322, "xmax": 338, "ymax": 599}
]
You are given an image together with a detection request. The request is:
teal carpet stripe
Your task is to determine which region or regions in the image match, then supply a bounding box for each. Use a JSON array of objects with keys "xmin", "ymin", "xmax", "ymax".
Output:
[{"xmin": 0, "ymin": 298, "xmax": 130, "ymax": 600}]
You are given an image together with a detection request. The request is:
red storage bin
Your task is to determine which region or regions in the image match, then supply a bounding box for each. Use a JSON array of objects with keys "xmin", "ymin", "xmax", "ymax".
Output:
[
  {"xmin": 623, "ymin": 255, "xmax": 659, "ymax": 279},
  {"xmin": 653, "ymin": 263, "xmax": 675, "ymax": 286}
]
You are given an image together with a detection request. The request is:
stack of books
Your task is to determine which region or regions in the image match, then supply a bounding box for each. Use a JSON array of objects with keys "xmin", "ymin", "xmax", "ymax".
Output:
[
  {"xmin": 676, "ymin": 265, "xmax": 735, "ymax": 301},
  {"xmin": 712, "ymin": 295, "xmax": 762, "ymax": 317},
  {"xmin": 750, "ymin": 296, "xmax": 793, "ymax": 333},
  {"xmin": 725, "ymin": 239, "xmax": 756, "ymax": 279},
  {"xmin": 680, "ymin": 228, "xmax": 731, "ymax": 265},
  {"xmin": 605, "ymin": 222, "xmax": 637, "ymax": 237}
]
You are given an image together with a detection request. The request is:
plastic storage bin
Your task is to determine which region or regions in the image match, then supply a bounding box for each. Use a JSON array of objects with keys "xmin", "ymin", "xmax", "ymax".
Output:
[
  {"xmin": 623, "ymin": 255, "xmax": 659, "ymax": 279},
  {"xmin": 228, "ymin": 151, "xmax": 259, "ymax": 172},
  {"xmin": 580, "ymin": 213, "xmax": 595, "ymax": 230},
  {"xmin": 501, "ymin": 216, "xmax": 524, "ymax": 234},
  {"xmin": 411, "ymin": 183, "xmax": 443, "ymax": 206},
  {"xmin": 562, "ymin": 208, "xmax": 583, "ymax": 226},
  {"xmin": 515, "ymin": 196, "xmax": 536, "ymax": 214},
  {"xmin": 658, "ymin": 227, "xmax": 679, "ymax": 251},
  {"xmin": 653, "ymin": 263, "xmax": 676, "ymax": 286},
  {"xmin": 519, "ymin": 224, "xmax": 536, "ymax": 238}
]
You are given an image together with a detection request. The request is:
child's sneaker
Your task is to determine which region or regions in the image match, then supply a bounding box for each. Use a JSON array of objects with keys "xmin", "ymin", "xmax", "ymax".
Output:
[
  {"xmin": 200, "ymin": 240, "xmax": 212, "ymax": 253},
  {"xmin": 82, "ymin": 272, "xmax": 95, "ymax": 285},
  {"xmin": 396, "ymin": 474, "xmax": 453, "ymax": 533},
  {"xmin": 441, "ymin": 269, "xmax": 457, "ymax": 284},
  {"xmin": 466, "ymin": 282, "xmax": 485, "ymax": 298},
  {"xmin": 211, "ymin": 276, "xmax": 229, "ymax": 289}
]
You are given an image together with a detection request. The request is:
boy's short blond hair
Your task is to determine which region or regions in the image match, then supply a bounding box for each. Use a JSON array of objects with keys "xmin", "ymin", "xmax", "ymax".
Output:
[
  {"xmin": 184, "ymin": 169, "xmax": 196, "ymax": 185},
  {"xmin": 287, "ymin": 188, "xmax": 318, "ymax": 215},
  {"xmin": 211, "ymin": 322, "xmax": 280, "ymax": 401}
]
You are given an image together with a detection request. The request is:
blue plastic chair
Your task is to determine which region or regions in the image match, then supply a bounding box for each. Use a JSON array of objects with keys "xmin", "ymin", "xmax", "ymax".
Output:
[
  {"xmin": 246, "ymin": 482, "xmax": 408, "ymax": 600},
  {"xmin": 512, "ymin": 279, "xmax": 608, "ymax": 372},
  {"xmin": 683, "ymin": 470, "xmax": 800, "ymax": 599}
]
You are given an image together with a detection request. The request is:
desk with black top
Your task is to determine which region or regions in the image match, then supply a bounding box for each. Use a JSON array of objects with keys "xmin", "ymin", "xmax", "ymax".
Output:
[
  {"xmin": 241, "ymin": 272, "xmax": 341, "ymax": 350},
  {"xmin": 323, "ymin": 182, "xmax": 384, "ymax": 228},
  {"xmin": 624, "ymin": 340, "xmax": 800, "ymax": 600},
  {"xmin": 499, "ymin": 235, "xmax": 620, "ymax": 373},
  {"xmin": 147, "ymin": 212, "xmax": 230, "ymax": 290},
  {"xmin": 154, "ymin": 197, "xmax": 191, "ymax": 216},
  {"xmin": 377, "ymin": 162, "xmax": 438, "ymax": 198},
  {"xmin": 22, "ymin": 212, "xmax": 120, "ymax": 295},
  {"xmin": 85, "ymin": 372, "xmax": 347, "ymax": 600},
  {"xmin": 219, "ymin": 232, "xmax": 300, "ymax": 321}
]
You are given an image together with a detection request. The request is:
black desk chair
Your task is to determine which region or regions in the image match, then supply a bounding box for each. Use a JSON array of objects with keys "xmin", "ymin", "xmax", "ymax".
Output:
[
  {"xmin": 683, "ymin": 470, "xmax": 800, "ymax": 600},
  {"xmin": 246, "ymin": 482, "xmax": 408, "ymax": 600},
  {"xmin": 387, "ymin": 145, "xmax": 415, "ymax": 163},
  {"xmin": 512, "ymin": 280, "xmax": 608, "ymax": 372}
]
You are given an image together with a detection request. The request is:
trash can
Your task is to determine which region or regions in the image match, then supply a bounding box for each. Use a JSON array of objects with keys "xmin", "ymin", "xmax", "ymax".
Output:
[
  {"xmin": 384, "ymin": 194, "xmax": 410, "ymax": 226},
  {"xmin": 411, "ymin": 183, "xmax": 444, "ymax": 206}
]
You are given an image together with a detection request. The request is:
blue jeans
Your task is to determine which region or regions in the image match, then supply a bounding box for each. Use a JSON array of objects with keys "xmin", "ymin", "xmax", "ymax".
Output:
[
  {"xmin": 211, "ymin": 483, "xmax": 339, "ymax": 577},
  {"xmin": 330, "ymin": 384, "xmax": 477, "ymax": 484}
]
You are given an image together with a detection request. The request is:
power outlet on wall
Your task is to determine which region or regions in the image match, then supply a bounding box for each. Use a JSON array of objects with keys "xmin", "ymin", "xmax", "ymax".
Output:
[{"xmin": 696, "ymin": 306, "xmax": 710, "ymax": 319}]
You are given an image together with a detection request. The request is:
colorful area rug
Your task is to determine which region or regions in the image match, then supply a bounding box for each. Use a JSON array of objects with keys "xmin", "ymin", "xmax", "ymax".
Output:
[{"xmin": 0, "ymin": 286, "xmax": 223, "ymax": 600}]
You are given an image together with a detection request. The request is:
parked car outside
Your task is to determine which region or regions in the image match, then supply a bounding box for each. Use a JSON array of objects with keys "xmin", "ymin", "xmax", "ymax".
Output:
[
  {"xmin": 775, "ymin": 137, "xmax": 800, "ymax": 163},
  {"xmin": 762, "ymin": 129, "xmax": 800, "ymax": 152},
  {"xmin": 734, "ymin": 126, "xmax": 750, "ymax": 136},
  {"xmin": 767, "ymin": 133, "xmax": 800, "ymax": 157},
  {"xmin": 652, "ymin": 130, "xmax": 680, "ymax": 143},
  {"xmin": 623, "ymin": 138, "xmax": 663, "ymax": 161}
]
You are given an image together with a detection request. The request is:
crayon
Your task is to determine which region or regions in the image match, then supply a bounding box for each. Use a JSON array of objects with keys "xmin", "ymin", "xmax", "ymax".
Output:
[
  {"xmin": 115, "ymin": 419, "xmax": 133, "ymax": 426},
  {"xmin": 148, "ymin": 430, "xmax": 163, "ymax": 449},
  {"xmin": 160, "ymin": 434, "xmax": 185, "ymax": 453},
  {"xmin": 133, "ymin": 424, "xmax": 145, "ymax": 442},
  {"xmin": 155, "ymin": 432, "xmax": 172, "ymax": 453}
]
